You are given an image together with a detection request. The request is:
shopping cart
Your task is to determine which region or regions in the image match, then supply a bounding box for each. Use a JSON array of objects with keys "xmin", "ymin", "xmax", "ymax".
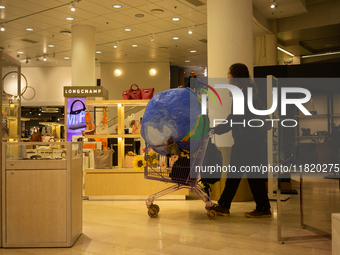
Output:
[{"xmin": 144, "ymin": 131, "xmax": 217, "ymax": 219}]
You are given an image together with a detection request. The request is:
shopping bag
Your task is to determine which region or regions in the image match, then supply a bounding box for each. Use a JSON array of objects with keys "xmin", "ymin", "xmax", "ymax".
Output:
[
  {"xmin": 132, "ymin": 120, "xmax": 141, "ymax": 134},
  {"xmin": 42, "ymin": 133, "xmax": 54, "ymax": 142},
  {"xmin": 93, "ymin": 149, "xmax": 114, "ymax": 169},
  {"xmin": 141, "ymin": 88, "xmax": 154, "ymax": 99}
]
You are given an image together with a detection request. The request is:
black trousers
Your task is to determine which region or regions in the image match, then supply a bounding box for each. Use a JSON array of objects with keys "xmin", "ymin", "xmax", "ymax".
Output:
[{"xmin": 218, "ymin": 142, "xmax": 270, "ymax": 211}]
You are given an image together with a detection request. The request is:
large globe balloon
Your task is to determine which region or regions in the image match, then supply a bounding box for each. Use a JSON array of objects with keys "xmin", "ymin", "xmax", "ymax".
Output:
[{"xmin": 141, "ymin": 88, "xmax": 201, "ymax": 155}]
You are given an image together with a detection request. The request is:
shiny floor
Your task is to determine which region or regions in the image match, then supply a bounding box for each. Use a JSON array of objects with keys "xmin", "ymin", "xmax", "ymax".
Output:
[{"xmin": 1, "ymin": 177, "xmax": 339, "ymax": 255}]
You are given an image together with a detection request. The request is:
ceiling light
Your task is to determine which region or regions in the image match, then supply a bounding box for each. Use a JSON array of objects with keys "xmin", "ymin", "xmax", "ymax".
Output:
[
  {"xmin": 48, "ymin": 45, "xmax": 54, "ymax": 47},
  {"xmin": 150, "ymin": 34, "xmax": 155, "ymax": 41},
  {"xmin": 150, "ymin": 9, "xmax": 164, "ymax": 14},
  {"xmin": 26, "ymin": 28, "xmax": 34, "ymax": 31},
  {"xmin": 190, "ymin": 50, "xmax": 196, "ymax": 53},
  {"xmin": 172, "ymin": 18, "xmax": 180, "ymax": 21},
  {"xmin": 124, "ymin": 28, "xmax": 132, "ymax": 31},
  {"xmin": 66, "ymin": 17, "xmax": 74, "ymax": 20},
  {"xmin": 43, "ymin": 56, "xmax": 47, "ymax": 61},
  {"xmin": 64, "ymin": 57, "xmax": 70, "ymax": 59},
  {"xmin": 149, "ymin": 69, "xmax": 156, "ymax": 76},
  {"xmin": 277, "ymin": 47, "xmax": 294, "ymax": 57},
  {"xmin": 185, "ymin": 60, "xmax": 190, "ymax": 62},
  {"xmin": 26, "ymin": 58, "xmax": 29, "ymax": 63},
  {"xmin": 270, "ymin": 1, "xmax": 277, "ymax": 9},
  {"xmin": 114, "ymin": 69, "xmax": 121, "ymax": 77},
  {"xmin": 132, "ymin": 45, "xmax": 138, "ymax": 47},
  {"xmin": 188, "ymin": 26, "xmax": 193, "ymax": 34},
  {"xmin": 135, "ymin": 14, "xmax": 144, "ymax": 18},
  {"xmin": 173, "ymin": 37, "xmax": 179, "ymax": 40},
  {"xmin": 113, "ymin": 42, "xmax": 118, "ymax": 48},
  {"xmin": 70, "ymin": 3, "xmax": 75, "ymax": 11},
  {"xmin": 17, "ymin": 51, "xmax": 23, "ymax": 54},
  {"xmin": 96, "ymin": 51, "xmax": 101, "ymax": 53},
  {"xmin": 0, "ymin": 24, "xmax": 5, "ymax": 32},
  {"xmin": 113, "ymin": 4, "xmax": 122, "ymax": 8},
  {"xmin": 301, "ymin": 51, "xmax": 340, "ymax": 59},
  {"xmin": 0, "ymin": 5, "xmax": 5, "ymax": 9}
]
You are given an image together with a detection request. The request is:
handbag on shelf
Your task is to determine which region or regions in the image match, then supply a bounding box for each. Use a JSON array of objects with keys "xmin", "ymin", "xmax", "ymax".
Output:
[
  {"xmin": 42, "ymin": 133, "xmax": 54, "ymax": 142},
  {"xmin": 124, "ymin": 151, "xmax": 136, "ymax": 168},
  {"xmin": 30, "ymin": 132, "xmax": 42, "ymax": 142},
  {"xmin": 93, "ymin": 149, "xmax": 114, "ymax": 169},
  {"xmin": 123, "ymin": 84, "xmax": 142, "ymax": 100},
  {"xmin": 96, "ymin": 109, "xmax": 109, "ymax": 135},
  {"xmin": 132, "ymin": 120, "xmax": 141, "ymax": 134},
  {"xmin": 141, "ymin": 88, "xmax": 154, "ymax": 99}
]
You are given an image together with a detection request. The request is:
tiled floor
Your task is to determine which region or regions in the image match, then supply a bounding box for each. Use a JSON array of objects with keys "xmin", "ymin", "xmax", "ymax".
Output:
[{"xmin": 1, "ymin": 177, "xmax": 338, "ymax": 255}]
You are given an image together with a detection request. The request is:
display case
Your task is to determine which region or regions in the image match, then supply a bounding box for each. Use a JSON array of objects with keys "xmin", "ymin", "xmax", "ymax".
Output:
[{"xmin": 2, "ymin": 142, "xmax": 83, "ymax": 248}]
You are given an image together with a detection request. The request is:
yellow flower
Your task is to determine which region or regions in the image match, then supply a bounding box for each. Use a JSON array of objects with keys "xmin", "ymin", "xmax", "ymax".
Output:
[
  {"xmin": 172, "ymin": 155, "xmax": 179, "ymax": 161},
  {"xmin": 133, "ymin": 155, "xmax": 146, "ymax": 171},
  {"xmin": 160, "ymin": 161, "xmax": 166, "ymax": 169},
  {"xmin": 152, "ymin": 159, "xmax": 159, "ymax": 164},
  {"xmin": 148, "ymin": 150, "xmax": 157, "ymax": 157}
]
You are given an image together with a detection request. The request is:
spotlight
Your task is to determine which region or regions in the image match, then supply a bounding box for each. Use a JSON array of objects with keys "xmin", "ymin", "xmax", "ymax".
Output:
[
  {"xmin": 43, "ymin": 56, "xmax": 47, "ymax": 61},
  {"xmin": 0, "ymin": 24, "xmax": 5, "ymax": 32},
  {"xmin": 26, "ymin": 58, "xmax": 29, "ymax": 64},
  {"xmin": 270, "ymin": 1, "xmax": 277, "ymax": 9},
  {"xmin": 188, "ymin": 26, "xmax": 193, "ymax": 34},
  {"xmin": 70, "ymin": 3, "xmax": 75, "ymax": 11},
  {"xmin": 113, "ymin": 42, "xmax": 118, "ymax": 48},
  {"xmin": 150, "ymin": 34, "xmax": 155, "ymax": 41}
]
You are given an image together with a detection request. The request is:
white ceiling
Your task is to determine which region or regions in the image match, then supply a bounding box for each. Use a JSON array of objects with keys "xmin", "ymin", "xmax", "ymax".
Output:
[{"xmin": 0, "ymin": 0, "xmax": 338, "ymax": 73}]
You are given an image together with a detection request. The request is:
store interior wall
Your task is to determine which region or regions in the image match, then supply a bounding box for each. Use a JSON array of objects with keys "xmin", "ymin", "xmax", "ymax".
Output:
[{"xmin": 20, "ymin": 66, "xmax": 101, "ymax": 107}]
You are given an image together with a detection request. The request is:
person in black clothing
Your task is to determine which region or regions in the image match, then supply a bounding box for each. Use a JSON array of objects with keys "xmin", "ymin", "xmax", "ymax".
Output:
[
  {"xmin": 185, "ymin": 70, "xmax": 197, "ymax": 88},
  {"xmin": 211, "ymin": 63, "xmax": 271, "ymax": 218}
]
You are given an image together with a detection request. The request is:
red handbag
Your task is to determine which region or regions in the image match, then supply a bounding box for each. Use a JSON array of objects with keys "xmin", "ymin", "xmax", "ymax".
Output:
[
  {"xmin": 141, "ymin": 88, "xmax": 154, "ymax": 99},
  {"xmin": 123, "ymin": 84, "xmax": 142, "ymax": 100}
]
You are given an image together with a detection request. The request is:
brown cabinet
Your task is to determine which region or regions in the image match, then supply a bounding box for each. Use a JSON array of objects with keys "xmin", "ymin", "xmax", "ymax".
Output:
[{"xmin": 2, "ymin": 142, "xmax": 82, "ymax": 248}]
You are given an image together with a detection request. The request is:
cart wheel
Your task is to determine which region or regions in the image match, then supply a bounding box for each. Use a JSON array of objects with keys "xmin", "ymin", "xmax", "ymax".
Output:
[
  {"xmin": 148, "ymin": 207, "xmax": 158, "ymax": 218},
  {"xmin": 152, "ymin": 204, "xmax": 160, "ymax": 213},
  {"xmin": 207, "ymin": 209, "xmax": 217, "ymax": 220}
]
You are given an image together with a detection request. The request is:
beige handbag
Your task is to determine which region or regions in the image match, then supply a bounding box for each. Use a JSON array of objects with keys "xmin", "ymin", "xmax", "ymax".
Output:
[
  {"xmin": 96, "ymin": 109, "xmax": 109, "ymax": 135},
  {"xmin": 93, "ymin": 149, "xmax": 114, "ymax": 169},
  {"xmin": 124, "ymin": 151, "xmax": 136, "ymax": 168}
]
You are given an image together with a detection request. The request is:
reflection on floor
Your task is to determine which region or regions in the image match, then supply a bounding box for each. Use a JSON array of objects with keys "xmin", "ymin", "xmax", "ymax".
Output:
[{"xmin": 1, "ymin": 177, "xmax": 338, "ymax": 255}]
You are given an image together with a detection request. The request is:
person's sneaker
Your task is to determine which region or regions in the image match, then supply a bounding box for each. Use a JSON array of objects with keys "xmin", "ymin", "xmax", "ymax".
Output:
[
  {"xmin": 210, "ymin": 204, "xmax": 230, "ymax": 216},
  {"xmin": 245, "ymin": 209, "xmax": 271, "ymax": 218}
]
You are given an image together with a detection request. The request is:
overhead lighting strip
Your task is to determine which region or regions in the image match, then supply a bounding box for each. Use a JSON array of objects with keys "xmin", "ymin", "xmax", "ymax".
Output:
[
  {"xmin": 277, "ymin": 47, "xmax": 294, "ymax": 57},
  {"xmin": 301, "ymin": 51, "xmax": 340, "ymax": 58}
]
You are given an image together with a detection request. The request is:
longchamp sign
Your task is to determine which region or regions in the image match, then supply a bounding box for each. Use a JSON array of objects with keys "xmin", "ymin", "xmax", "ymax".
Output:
[{"xmin": 63, "ymin": 86, "xmax": 107, "ymax": 98}]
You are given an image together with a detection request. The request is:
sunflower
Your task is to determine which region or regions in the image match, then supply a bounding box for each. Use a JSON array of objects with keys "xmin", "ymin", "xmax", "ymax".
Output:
[
  {"xmin": 133, "ymin": 155, "xmax": 146, "ymax": 171},
  {"xmin": 152, "ymin": 159, "xmax": 159, "ymax": 165}
]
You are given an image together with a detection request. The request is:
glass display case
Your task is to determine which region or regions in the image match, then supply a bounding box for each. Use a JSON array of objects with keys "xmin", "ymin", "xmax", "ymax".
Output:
[{"xmin": 2, "ymin": 142, "xmax": 83, "ymax": 247}]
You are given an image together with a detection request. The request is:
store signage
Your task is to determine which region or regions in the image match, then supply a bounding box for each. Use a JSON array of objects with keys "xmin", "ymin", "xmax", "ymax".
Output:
[{"xmin": 64, "ymin": 86, "xmax": 105, "ymax": 97}]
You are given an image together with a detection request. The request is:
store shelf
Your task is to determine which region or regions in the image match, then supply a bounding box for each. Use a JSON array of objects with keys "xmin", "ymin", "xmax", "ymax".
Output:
[
  {"xmin": 295, "ymin": 135, "xmax": 327, "ymax": 139},
  {"xmin": 295, "ymin": 114, "xmax": 328, "ymax": 119},
  {"xmin": 39, "ymin": 122, "xmax": 64, "ymax": 126},
  {"xmin": 85, "ymin": 134, "xmax": 142, "ymax": 139},
  {"xmin": 85, "ymin": 168, "xmax": 136, "ymax": 173},
  {"xmin": 331, "ymin": 114, "xmax": 340, "ymax": 117},
  {"xmin": 21, "ymin": 117, "xmax": 30, "ymax": 121},
  {"xmin": 85, "ymin": 99, "xmax": 150, "ymax": 107},
  {"xmin": 3, "ymin": 116, "xmax": 18, "ymax": 120}
]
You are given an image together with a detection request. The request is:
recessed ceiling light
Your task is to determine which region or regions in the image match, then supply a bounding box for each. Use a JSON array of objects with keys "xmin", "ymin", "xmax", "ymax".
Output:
[
  {"xmin": 17, "ymin": 51, "xmax": 24, "ymax": 54},
  {"xmin": 132, "ymin": 45, "xmax": 138, "ymax": 47},
  {"xmin": 0, "ymin": 5, "xmax": 5, "ymax": 9},
  {"xmin": 66, "ymin": 17, "xmax": 74, "ymax": 20},
  {"xmin": 185, "ymin": 60, "xmax": 190, "ymax": 62},
  {"xmin": 172, "ymin": 37, "xmax": 179, "ymax": 40},
  {"xmin": 48, "ymin": 45, "xmax": 54, "ymax": 48},
  {"xmin": 172, "ymin": 18, "xmax": 180, "ymax": 21},
  {"xmin": 135, "ymin": 14, "xmax": 144, "ymax": 18},
  {"xmin": 64, "ymin": 57, "xmax": 70, "ymax": 59},
  {"xmin": 26, "ymin": 28, "xmax": 34, "ymax": 31},
  {"xmin": 113, "ymin": 4, "xmax": 122, "ymax": 8},
  {"xmin": 96, "ymin": 51, "xmax": 101, "ymax": 53},
  {"xmin": 150, "ymin": 9, "xmax": 164, "ymax": 14},
  {"xmin": 190, "ymin": 50, "xmax": 196, "ymax": 53},
  {"xmin": 124, "ymin": 28, "xmax": 132, "ymax": 31}
]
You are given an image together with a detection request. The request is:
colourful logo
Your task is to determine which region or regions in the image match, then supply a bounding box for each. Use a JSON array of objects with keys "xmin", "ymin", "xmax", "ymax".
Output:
[{"xmin": 197, "ymin": 82, "xmax": 222, "ymax": 115}]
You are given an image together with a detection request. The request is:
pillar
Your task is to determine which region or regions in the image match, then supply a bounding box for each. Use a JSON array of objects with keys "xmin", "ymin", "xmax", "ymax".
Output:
[
  {"xmin": 71, "ymin": 25, "xmax": 95, "ymax": 87},
  {"xmin": 265, "ymin": 34, "xmax": 278, "ymax": 66},
  {"xmin": 207, "ymin": 0, "xmax": 254, "ymax": 201}
]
